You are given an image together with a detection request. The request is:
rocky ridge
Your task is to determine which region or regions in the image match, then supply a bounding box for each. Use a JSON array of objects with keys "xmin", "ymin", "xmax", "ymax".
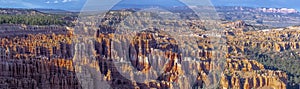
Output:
[{"xmin": 0, "ymin": 10, "xmax": 299, "ymax": 89}]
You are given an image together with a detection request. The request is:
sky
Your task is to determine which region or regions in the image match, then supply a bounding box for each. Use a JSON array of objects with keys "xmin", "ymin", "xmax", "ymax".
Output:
[{"xmin": 0, "ymin": 0, "xmax": 299, "ymax": 11}]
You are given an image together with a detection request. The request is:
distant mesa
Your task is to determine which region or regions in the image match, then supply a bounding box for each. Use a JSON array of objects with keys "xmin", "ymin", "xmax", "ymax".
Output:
[{"xmin": 258, "ymin": 8, "xmax": 298, "ymax": 14}]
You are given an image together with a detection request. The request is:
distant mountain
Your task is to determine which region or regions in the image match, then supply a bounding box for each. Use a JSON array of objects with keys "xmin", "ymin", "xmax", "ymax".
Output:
[
  {"xmin": 35, "ymin": 9, "xmax": 70, "ymax": 13},
  {"xmin": 0, "ymin": 0, "xmax": 299, "ymax": 11},
  {"xmin": 109, "ymin": 5, "xmax": 300, "ymax": 27},
  {"xmin": 1, "ymin": 6, "xmax": 299, "ymax": 27},
  {"xmin": 34, "ymin": 8, "xmax": 78, "ymax": 14},
  {"xmin": 0, "ymin": 8, "xmax": 78, "ymax": 16},
  {"xmin": 0, "ymin": 8, "xmax": 45, "ymax": 15},
  {"xmin": 211, "ymin": 0, "xmax": 300, "ymax": 11},
  {"xmin": 215, "ymin": 6, "xmax": 300, "ymax": 27}
]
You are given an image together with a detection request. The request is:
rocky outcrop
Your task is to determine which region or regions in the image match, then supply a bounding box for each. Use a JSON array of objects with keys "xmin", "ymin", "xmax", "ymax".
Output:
[
  {"xmin": 1, "ymin": 10, "xmax": 298, "ymax": 89},
  {"xmin": 221, "ymin": 58, "xmax": 287, "ymax": 89},
  {"xmin": 225, "ymin": 27, "xmax": 300, "ymax": 56},
  {"xmin": 0, "ymin": 32, "xmax": 80, "ymax": 89}
]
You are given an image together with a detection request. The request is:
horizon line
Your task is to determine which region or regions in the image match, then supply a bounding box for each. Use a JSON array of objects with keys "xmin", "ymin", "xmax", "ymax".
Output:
[{"xmin": 0, "ymin": 5, "xmax": 299, "ymax": 12}]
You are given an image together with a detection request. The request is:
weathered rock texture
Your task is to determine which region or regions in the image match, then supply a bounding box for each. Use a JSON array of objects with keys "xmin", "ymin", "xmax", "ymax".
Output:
[
  {"xmin": 1, "ymin": 10, "xmax": 299, "ymax": 89},
  {"xmin": 0, "ymin": 30, "xmax": 81, "ymax": 89},
  {"xmin": 221, "ymin": 58, "xmax": 287, "ymax": 89}
]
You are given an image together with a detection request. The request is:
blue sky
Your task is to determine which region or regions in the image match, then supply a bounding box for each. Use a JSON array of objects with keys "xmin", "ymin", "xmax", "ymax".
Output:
[{"xmin": 0, "ymin": 0, "xmax": 299, "ymax": 11}]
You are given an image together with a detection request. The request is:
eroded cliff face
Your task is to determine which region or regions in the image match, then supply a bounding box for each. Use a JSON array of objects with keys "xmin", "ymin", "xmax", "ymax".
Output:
[
  {"xmin": 224, "ymin": 26, "xmax": 300, "ymax": 56},
  {"xmin": 0, "ymin": 33, "xmax": 81, "ymax": 89},
  {"xmin": 0, "ymin": 26, "xmax": 294, "ymax": 89},
  {"xmin": 89, "ymin": 28, "xmax": 184, "ymax": 89},
  {"xmin": 1, "ymin": 10, "xmax": 299, "ymax": 89},
  {"xmin": 92, "ymin": 26, "xmax": 292, "ymax": 89},
  {"xmin": 221, "ymin": 58, "xmax": 287, "ymax": 89}
]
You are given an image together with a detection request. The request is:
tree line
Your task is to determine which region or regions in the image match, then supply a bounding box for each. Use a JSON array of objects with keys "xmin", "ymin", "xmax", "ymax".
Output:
[{"xmin": 0, "ymin": 14, "xmax": 74, "ymax": 26}]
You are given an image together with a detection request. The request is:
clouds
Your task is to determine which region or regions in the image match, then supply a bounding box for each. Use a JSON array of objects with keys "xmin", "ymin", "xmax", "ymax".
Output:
[
  {"xmin": 0, "ymin": 0, "xmax": 43, "ymax": 8},
  {"xmin": 53, "ymin": 1, "xmax": 59, "ymax": 3},
  {"xmin": 45, "ymin": 0, "xmax": 77, "ymax": 4},
  {"xmin": 62, "ymin": 0, "xmax": 73, "ymax": 3},
  {"xmin": 0, "ymin": 0, "xmax": 86, "ymax": 11}
]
